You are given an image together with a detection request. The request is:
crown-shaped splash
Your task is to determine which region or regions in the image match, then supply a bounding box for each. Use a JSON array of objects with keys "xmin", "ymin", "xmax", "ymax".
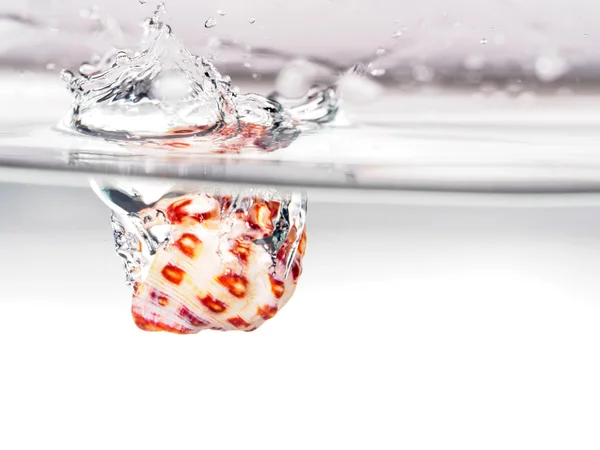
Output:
[{"xmin": 62, "ymin": 8, "xmax": 300, "ymax": 150}]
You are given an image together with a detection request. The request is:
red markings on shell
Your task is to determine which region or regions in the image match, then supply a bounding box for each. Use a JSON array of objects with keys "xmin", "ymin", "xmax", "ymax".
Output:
[
  {"xmin": 231, "ymin": 237, "xmax": 252, "ymax": 263},
  {"xmin": 250, "ymin": 203, "xmax": 274, "ymax": 232},
  {"xmin": 217, "ymin": 273, "xmax": 248, "ymax": 298},
  {"xmin": 227, "ymin": 316, "xmax": 250, "ymax": 328},
  {"xmin": 257, "ymin": 305, "xmax": 278, "ymax": 320},
  {"xmin": 198, "ymin": 293, "xmax": 228, "ymax": 313},
  {"xmin": 179, "ymin": 306, "xmax": 209, "ymax": 327},
  {"xmin": 269, "ymin": 276, "xmax": 285, "ymax": 299},
  {"xmin": 247, "ymin": 201, "xmax": 282, "ymax": 235},
  {"xmin": 166, "ymin": 198, "xmax": 217, "ymax": 224},
  {"xmin": 161, "ymin": 263, "xmax": 186, "ymax": 285},
  {"xmin": 166, "ymin": 198, "xmax": 192, "ymax": 224},
  {"xmin": 291, "ymin": 260, "xmax": 302, "ymax": 283},
  {"xmin": 150, "ymin": 289, "xmax": 170, "ymax": 306},
  {"xmin": 133, "ymin": 309, "xmax": 193, "ymax": 334},
  {"xmin": 298, "ymin": 230, "xmax": 307, "ymax": 256},
  {"xmin": 175, "ymin": 233, "xmax": 203, "ymax": 258}
]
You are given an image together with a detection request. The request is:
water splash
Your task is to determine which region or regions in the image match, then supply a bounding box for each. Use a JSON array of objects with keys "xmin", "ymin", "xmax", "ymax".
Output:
[
  {"xmin": 61, "ymin": 8, "xmax": 302, "ymax": 152},
  {"xmin": 270, "ymin": 59, "xmax": 341, "ymax": 124}
]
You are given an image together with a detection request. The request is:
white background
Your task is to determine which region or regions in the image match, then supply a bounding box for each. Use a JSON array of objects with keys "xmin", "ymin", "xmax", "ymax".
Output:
[{"xmin": 1, "ymin": 183, "xmax": 600, "ymax": 448}]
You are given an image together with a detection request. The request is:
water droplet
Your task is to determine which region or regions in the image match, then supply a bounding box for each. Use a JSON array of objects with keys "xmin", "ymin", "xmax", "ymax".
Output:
[
  {"xmin": 45, "ymin": 62, "xmax": 56, "ymax": 70},
  {"xmin": 535, "ymin": 53, "xmax": 569, "ymax": 82},
  {"xmin": 249, "ymin": 18, "xmax": 256, "ymax": 24},
  {"xmin": 480, "ymin": 38, "xmax": 488, "ymax": 45},
  {"xmin": 393, "ymin": 30, "xmax": 403, "ymax": 38},
  {"xmin": 243, "ymin": 61, "xmax": 252, "ymax": 68},
  {"xmin": 60, "ymin": 69, "xmax": 74, "ymax": 84},
  {"xmin": 139, "ymin": 0, "xmax": 147, "ymax": 4},
  {"xmin": 375, "ymin": 47, "xmax": 386, "ymax": 57},
  {"xmin": 584, "ymin": 32, "xmax": 589, "ymax": 38},
  {"xmin": 116, "ymin": 51, "xmax": 129, "ymax": 62},
  {"xmin": 252, "ymin": 73, "xmax": 261, "ymax": 80},
  {"xmin": 79, "ymin": 63, "xmax": 96, "ymax": 76},
  {"xmin": 217, "ymin": 10, "xmax": 226, "ymax": 16},
  {"xmin": 370, "ymin": 68, "xmax": 386, "ymax": 77},
  {"xmin": 412, "ymin": 65, "xmax": 434, "ymax": 82},
  {"xmin": 205, "ymin": 17, "xmax": 217, "ymax": 28}
]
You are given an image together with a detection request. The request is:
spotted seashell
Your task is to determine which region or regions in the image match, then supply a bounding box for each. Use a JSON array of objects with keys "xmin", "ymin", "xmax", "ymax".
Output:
[{"xmin": 110, "ymin": 189, "xmax": 307, "ymax": 333}]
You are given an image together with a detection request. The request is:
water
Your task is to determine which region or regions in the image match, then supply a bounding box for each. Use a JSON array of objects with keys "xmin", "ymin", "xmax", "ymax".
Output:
[
  {"xmin": 2, "ymin": 2, "xmax": 600, "ymax": 448},
  {"xmin": 204, "ymin": 17, "xmax": 217, "ymax": 29},
  {"xmin": 60, "ymin": 6, "xmax": 340, "ymax": 152},
  {"xmin": 92, "ymin": 179, "xmax": 307, "ymax": 333},
  {"xmin": 58, "ymin": 4, "xmax": 318, "ymax": 335}
]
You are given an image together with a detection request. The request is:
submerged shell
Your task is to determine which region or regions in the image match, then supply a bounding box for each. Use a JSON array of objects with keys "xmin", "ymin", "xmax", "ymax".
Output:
[{"xmin": 109, "ymin": 190, "xmax": 307, "ymax": 333}]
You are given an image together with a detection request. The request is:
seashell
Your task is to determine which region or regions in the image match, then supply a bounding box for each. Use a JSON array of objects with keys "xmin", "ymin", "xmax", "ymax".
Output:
[{"xmin": 95, "ymin": 182, "xmax": 307, "ymax": 334}]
